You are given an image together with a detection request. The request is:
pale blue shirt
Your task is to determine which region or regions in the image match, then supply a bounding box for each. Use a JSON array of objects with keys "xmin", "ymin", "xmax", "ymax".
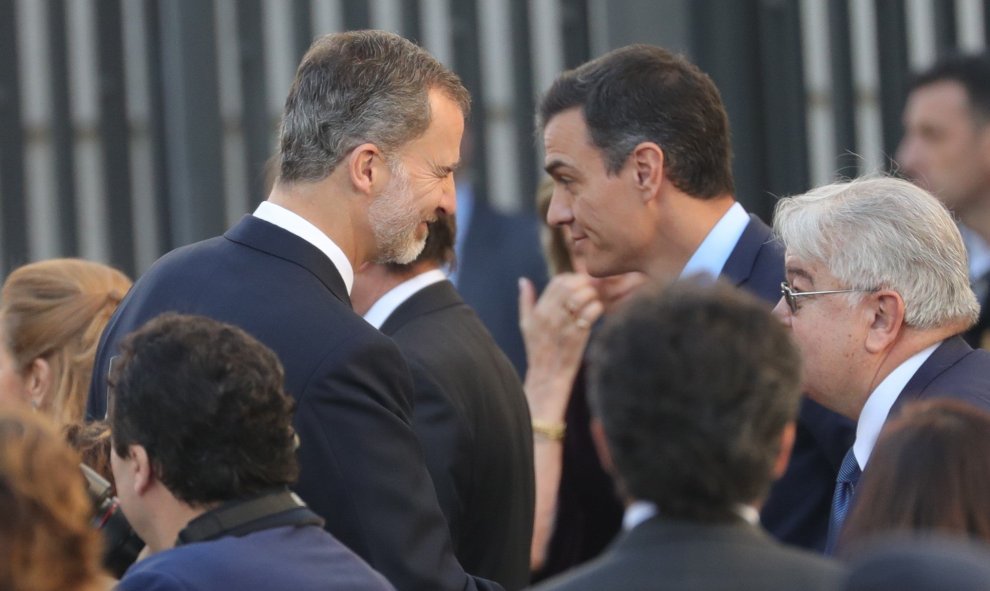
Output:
[
  {"xmin": 853, "ymin": 343, "xmax": 939, "ymax": 470},
  {"xmin": 363, "ymin": 269, "xmax": 448, "ymax": 329},
  {"xmin": 679, "ymin": 202, "xmax": 750, "ymax": 280},
  {"xmin": 253, "ymin": 201, "xmax": 355, "ymax": 294}
]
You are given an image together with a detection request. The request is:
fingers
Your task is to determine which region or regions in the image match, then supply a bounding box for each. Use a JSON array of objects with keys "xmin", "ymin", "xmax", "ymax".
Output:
[{"xmin": 518, "ymin": 277, "xmax": 536, "ymax": 328}]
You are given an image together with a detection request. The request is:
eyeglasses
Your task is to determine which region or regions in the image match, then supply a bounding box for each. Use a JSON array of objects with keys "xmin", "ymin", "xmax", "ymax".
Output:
[{"xmin": 779, "ymin": 281, "xmax": 876, "ymax": 315}]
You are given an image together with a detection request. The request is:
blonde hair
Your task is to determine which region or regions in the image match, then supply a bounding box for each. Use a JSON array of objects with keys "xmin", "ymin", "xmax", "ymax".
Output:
[
  {"xmin": 1, "ymin": 259, "xmax": 132, "ymax": 425},
  {"xmin": 0, "ymin": 406, "xmax": 105, "ymax": 591}
]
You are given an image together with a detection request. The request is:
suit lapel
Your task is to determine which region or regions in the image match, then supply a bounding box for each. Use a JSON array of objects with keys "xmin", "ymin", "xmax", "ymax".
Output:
[
  {"xmin": 380, "ymin": 280, "xmax": 461, "ymax": 336},
  {"xmin": 889, "ymin": 336, "xmax": 973, "ymax": 415},
  {"xmin": 224, "ymin": 215, "xmax": 352, "ymax": 308}
]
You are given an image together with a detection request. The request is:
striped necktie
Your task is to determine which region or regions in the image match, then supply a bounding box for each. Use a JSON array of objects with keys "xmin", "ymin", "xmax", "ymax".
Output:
[{"xmin": 825, "ymin": 447, "xmax": 861, "ymax": 555}]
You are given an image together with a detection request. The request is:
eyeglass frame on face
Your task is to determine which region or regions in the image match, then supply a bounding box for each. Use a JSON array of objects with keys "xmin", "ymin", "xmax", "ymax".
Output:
[{"xmin": 779, "ymin": 281, "xmax": 878, "ymax": 315}]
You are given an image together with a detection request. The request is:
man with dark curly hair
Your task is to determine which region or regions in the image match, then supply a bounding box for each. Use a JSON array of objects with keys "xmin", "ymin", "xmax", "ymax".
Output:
[{"xmin": 109, "ymin": 313, "xmax": 393, "ymax": 591}]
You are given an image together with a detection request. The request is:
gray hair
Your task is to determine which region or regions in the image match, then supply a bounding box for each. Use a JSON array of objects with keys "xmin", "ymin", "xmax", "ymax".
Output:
[
  {"xmin": 278, "ymin": 30, "xmax": 470, "ymax": 184},
  {"xmin": 773, "ymin": 176, "xmax": 979, "ymax": 330}
]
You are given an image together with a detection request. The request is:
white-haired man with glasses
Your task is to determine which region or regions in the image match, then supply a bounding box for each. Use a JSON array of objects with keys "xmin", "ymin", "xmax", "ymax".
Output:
[{"xmin": 772, "ymin": 176, "xmax": 990, "ymax": 555}]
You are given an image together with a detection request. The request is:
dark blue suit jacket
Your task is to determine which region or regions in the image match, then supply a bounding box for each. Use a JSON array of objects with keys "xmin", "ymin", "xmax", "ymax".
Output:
[
  {"xmin": 457, "ymin": 200, "xmax": 548, "ymax": 376},
  {"xmin": 88, "ymin": 216, "xmax": 499, "ymax": 591},
  {"xmin": 888, "ymin": 335, "xmax": 990, "ymax": 417},
  {"xmin": 117, "ymin": 525, "xmax": 394, "ymax": 591},
  {"xmin": 380, "ymin": 280, "xmax": 534, "ymax": 591},
  {"xmin": 721, "ymin": 215, "xmax": 855, "ymax": 552}
]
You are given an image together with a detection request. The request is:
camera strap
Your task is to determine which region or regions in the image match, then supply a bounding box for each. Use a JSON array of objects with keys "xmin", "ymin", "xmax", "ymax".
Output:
[{"xmin": 175, "ymin": 489, "xmax": 324, "ymax": 546}]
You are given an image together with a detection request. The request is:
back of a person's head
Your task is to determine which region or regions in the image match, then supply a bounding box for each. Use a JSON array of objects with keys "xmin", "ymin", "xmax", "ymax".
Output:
[
  {"xmin": 844, "ymin": 535, "xmax": 990, "ymax": 591},
  {"xmin": 108, "ymin": 313, "xmax": 298, "ymax": 506},
  {"xmin": 0, "ymin": 258, "xmax": 132, "ymax": 426},
  {"xmin": 279, "ymin": 29, "xmax": 470, "ymax": 184},
  {"xmin": 538, "ymin": 44, "xmax": 733, "ymax": 199},
  {"xmin": 840, "ymin": 399, "xmax": 990, "ymax": 552},
  {"xmin": 910, "ymin": 52, "xmax": 990, "ymax": 119},
  {"xmin": 588, "ymin": 280, "xmax": 802, "ymax": 522},
  {"xmin": 0, "ymin": 406, "xmax": 104, "ymax": 591}
]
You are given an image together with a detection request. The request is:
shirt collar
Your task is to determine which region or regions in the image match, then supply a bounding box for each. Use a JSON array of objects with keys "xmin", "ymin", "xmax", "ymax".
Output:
[
  {"xmin": 853, "ymin": 342, "xmax": 940, "ymax": 469},
  {"xmin": 363, "ymin": 269, "xmax": 448, "ymax": 329},
  {"xmin": 252, "ymin": 201, "xmax": 355, "ymax": 294},
  {"xmin": 622, "ymin": 500, "xmax": 760, "ymax": 531},
  {"xmin": 680, "ymin": 202, "xmax": 750, "ymax": 280}
]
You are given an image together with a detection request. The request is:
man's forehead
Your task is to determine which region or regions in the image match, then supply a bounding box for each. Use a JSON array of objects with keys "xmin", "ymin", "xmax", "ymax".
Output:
[{"xmin": 908, "ymin": 81, "xmax": 975, "ymax": 121}]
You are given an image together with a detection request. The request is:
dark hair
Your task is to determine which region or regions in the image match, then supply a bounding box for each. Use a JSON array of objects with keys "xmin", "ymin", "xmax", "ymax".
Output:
[
  {"xmin": 109, "ymin": 313, "xmax": 298, "ymax": 506},
  {"xmin": 279, "ymin": 30, "xmax": 470, "ymax": 184},
  {"xmin": 588, "ymin": 280, "xmax": 801, "ymax": 522},
  {"xmin": 840, "ymin": 399, "xmax": 990, "ymax": 552},
  {"xmin": 386, "ymin": 212, "xmax": 457, "ymax": 272},
  {"xmin": 538, "ymin": 44, "xmax": 733, "ymax": 199},
  {"xmin": 909, "ymin": 53, "xmax": 990, "ymax": 121}
]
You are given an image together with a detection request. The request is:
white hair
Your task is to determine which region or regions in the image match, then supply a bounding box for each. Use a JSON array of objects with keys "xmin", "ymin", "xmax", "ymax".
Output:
[{"xmin": 773, "ymin": 176, "xmax": 979, "ymax": 330}]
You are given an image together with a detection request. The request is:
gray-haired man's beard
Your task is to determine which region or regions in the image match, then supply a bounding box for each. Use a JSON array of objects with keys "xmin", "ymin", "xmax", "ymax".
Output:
[{"xmin": 368, "ymin": 163, "xmax": 427, "ymax": 264}]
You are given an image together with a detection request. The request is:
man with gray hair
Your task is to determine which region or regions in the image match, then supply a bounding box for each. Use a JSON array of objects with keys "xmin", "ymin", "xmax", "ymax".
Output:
[
  {"xmin": 772, "ymin": 176, "xmax": 990, "ymax": 554},
  {"xmin": 89, "ymin": 30, "xmax": 500, "ymax": 591}
]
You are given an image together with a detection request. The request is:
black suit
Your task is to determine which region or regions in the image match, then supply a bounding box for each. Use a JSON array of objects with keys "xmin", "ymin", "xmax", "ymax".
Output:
[
  {"xmin": 457, "ymin": 199, "xmax": 548, "ymax": 376},
  {"xmin": 530, "ymin": 517, "xmax": 845, "ymax": 591},
  {"xmin": 379, "ymin": 280, "xmax": 535, "ymax": 591},
  {"xmin": 87, "ymin": 216, "xmax": 500, "ymax": 591}
]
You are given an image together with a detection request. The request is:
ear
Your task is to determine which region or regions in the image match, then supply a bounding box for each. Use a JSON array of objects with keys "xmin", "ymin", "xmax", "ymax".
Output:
[
  {"xmin": 864, "ymin": 290, "xmax": 906, "ymax": 354},
  {"xmin": 590, "ymin": 418, "xmax": 616, "ymax": 476},
  {"xmin": 772, "ymin": 422, "xmax": 796, "ymax": 480},
  {"xmin": 24, "ymin": 357, "xmax": 51, "ymax": 410},
  {"xmin": 130, "ymin": 445, "xmax": 156, "ymax": 496},
  {"xmin": 629, "ymin": 142, "xmax": 664, "ymax": 201},
  {"xmin": 347, "ymin": 143, "xmax": 385, "ymax": 196}
]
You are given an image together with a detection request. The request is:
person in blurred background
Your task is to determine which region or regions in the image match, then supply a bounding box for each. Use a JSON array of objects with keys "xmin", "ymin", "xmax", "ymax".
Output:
[
  {"xmin": 839, "ymin": 399, "xmax": 990, "ymax": 553},
  {"xmin": 0, "ymin": 258, "xmax": 130, "ymax": 425},
  {"xmin": 0, "ymin": 405, "xmax": 107, "ymax": 591}
]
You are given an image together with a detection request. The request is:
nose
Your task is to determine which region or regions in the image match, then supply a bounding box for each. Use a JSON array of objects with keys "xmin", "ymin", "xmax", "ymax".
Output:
[
  {"xmin": 546, "ymin": 187, "xmax": 573, "ymax": 228},
  {"xmin": 771, "ymin": 297, "xmax": 792, "ymax": 325},
  {"xmin": 440, "ymin": 177, "xmax": 457, "ymax": 215},
  {"xmin": 895, "ymin": 136, "xmax": 919, "ymax": 179}
]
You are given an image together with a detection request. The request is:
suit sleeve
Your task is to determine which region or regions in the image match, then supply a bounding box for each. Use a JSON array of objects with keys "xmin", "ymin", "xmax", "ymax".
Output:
[{"xmin": 290, "ymin": 333, "xmax": 500, "ymax": 591}]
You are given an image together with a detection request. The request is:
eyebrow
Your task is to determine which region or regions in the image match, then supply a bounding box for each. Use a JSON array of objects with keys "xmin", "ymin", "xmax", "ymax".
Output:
[
  {"xmin": 544, "ymin": 160, "xmax": 571, "ymax": 176},
  {"xmin": 433, "ymin": 160, "xmax": 461, "ymax": 176}
]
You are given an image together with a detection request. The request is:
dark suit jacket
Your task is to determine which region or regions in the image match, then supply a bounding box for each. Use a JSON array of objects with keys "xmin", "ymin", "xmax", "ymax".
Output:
[
  {"xmin": 457, "ymin": 199, "xmax": 548, "ymax": 376},
  {"xmin": 888, "ymin": 335, "xmax": 990, "ymax": 417},
  {"xmin": 380, "ymin": 280, "xmax": 535, "ymax": 591},
  {"xmin": 117, "ymin": 525, "xmax": 395, "ymax": 591},
  {"xmin": 529, "ymin": 517, "xmax": 845, "ymax": 591},
  {"xmin": 719, "ymin": 215, "xmax": 856, "ymax": 552},
  {"xmin": 87, "ymin": 216, "xmax": 500, "ymax": 591}
]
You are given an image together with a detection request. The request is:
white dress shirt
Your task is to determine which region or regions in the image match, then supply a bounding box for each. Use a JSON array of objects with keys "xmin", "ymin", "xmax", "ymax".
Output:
[
  {"xmin": 622, "ymin": 500, "xmax": 759, "ymax": 531},
  {"xmin": 252, "ymin": 201, "xmax": 355, "ymax": 294},
  {"xmin": 852, "ymin": 342, "xmax": 939, "ymax": 470},
  {"xmin": 680, "ymin": 202, "xmax": 751, "ymax": 280},
  {"xmin": 363, "ymin": 269, "xmax": 448, "ymax": 329}
]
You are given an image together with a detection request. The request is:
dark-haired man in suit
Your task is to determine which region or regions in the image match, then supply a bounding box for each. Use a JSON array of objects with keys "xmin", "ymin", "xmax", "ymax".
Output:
[
  {"xmin": 88, "ymin": 30, "xmax": 501, "ymax": 591},
  {"xmin": 533, "ymin": 43, "xmax": 852, "ymax": 555},
  {"xmin": 352, "ymin": 214, "xmax": 534, "ymax": 591},
  {"xmin": 772, "ymin": 176, "xmax": 990, "ymax": 553}
]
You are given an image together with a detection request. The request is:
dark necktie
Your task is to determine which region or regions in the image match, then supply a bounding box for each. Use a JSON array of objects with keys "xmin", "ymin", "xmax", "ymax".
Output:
[{"xmin": 825, "ymin": 447, "xmax": 861, "ymax": 555}]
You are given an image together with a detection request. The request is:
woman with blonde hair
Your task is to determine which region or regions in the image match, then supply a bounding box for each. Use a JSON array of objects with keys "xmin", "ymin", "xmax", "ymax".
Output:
[
  {"xmin": 0, "ymin": 405, "xmax": 106, "ymax": 591},
  {"xmin": 0, "ymin": 258, "xmax": 131, "ymax": 425}
]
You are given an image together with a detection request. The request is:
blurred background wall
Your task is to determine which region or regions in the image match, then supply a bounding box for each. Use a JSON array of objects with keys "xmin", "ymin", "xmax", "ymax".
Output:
[{"xmin": 0, "ymin": 0, "xmax": 987, "ymax": 278}]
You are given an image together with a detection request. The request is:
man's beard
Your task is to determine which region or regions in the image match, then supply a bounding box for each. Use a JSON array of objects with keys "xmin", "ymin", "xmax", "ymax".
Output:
[{"xmin": 369, "ymin": 160, "xmax": 428, "ymax": 264}]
